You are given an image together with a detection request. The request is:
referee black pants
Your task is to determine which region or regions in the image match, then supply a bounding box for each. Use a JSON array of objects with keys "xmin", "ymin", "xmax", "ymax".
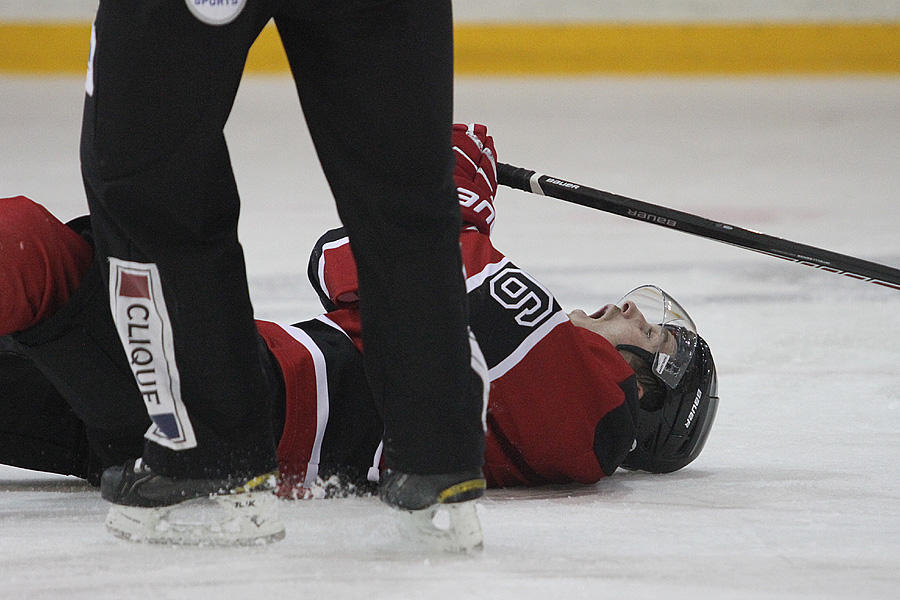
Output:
[{"xmin": 81, "ymin": 0, "xmax": 485, "ymax": 479}]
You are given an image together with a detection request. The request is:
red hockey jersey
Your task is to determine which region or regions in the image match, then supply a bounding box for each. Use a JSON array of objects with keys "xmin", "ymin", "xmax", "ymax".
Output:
[
  {"xmin": 1, "ymin": 186, "xmax": 636, "ymax": 492},
  {"xmin": 258, "ymin": 182, "xmax": 639, "ymax": 492}
]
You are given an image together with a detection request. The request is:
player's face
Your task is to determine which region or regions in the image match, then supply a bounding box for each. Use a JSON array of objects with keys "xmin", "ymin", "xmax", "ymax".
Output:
[{"xmin": 568, "ymin": 301, "xmax": 676, "ymax": 355}]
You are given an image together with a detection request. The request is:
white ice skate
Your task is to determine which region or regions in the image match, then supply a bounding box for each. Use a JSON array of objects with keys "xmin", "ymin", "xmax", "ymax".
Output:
[
  {"xmin": 102, "ymin": 460, "xmax": 285, "ymax": 546},
  {"xmin": 380, "ymin": 469, "xmax": 486, "ymax": 553},
  {"xmin": 394, "ymin": 497, "xmax": 484, "ymax": 553}
]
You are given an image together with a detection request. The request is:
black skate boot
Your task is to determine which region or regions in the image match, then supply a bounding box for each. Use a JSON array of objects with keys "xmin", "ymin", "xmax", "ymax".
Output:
[
  {"xmin": 101, "ymin": 458, "xmax": 285, "ymax": 545},
  {"xmin": 379, "ymin": 468, "xmax": 486, "ymax": 553}
]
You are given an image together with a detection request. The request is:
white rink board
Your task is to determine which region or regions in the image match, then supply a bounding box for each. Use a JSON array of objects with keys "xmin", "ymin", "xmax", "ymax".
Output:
[{"xmin": 2, "ymin": 0, "xmax": 900, "ymax": 22}]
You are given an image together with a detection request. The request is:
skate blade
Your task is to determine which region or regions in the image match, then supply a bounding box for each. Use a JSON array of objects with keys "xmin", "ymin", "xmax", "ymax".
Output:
[
  {"xmin": 395, "ymin": 499, "xmax": 483, "ymax": 554},
  {"xmin": 105, "ymin": 491, "xmax": 286, "ymax": 546}
]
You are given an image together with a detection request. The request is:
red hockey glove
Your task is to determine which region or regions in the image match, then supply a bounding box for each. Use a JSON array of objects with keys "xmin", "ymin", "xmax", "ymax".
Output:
[{"xmin": 452, "ymin": 123, "xmax": 497, "ymax": 235}]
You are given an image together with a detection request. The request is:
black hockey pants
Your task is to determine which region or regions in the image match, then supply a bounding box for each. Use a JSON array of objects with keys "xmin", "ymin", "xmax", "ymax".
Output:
[{"xmin": 81, "ymin": 0, "xmax": 485, "ymax": 479}]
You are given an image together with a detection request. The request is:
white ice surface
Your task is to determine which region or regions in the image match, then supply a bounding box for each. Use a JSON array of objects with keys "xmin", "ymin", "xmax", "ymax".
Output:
[{"xmin": 1, "ymin": 75, "xmax": 899, "ymax": 599}]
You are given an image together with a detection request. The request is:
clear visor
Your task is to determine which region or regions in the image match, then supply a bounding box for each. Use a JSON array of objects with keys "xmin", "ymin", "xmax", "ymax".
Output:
[{"xmin": 615, "ymin": 285, "xmax": 698, "ymax": 390}]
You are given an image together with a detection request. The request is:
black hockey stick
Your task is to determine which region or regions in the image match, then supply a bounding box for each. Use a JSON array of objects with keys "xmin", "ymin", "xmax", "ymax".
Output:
[{"xmin": 497, "ymin": 162, "xmax": 900, "ymax": 291}]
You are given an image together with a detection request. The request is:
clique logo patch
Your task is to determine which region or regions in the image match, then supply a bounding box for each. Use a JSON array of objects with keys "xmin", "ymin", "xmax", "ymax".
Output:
[
  {"xmin": 109, "ymin": 258, "xmax": 197, "ymax": 451},
  {"xmin": 185, "ymin": 0, "xmax": 247, "ymax": 26}
]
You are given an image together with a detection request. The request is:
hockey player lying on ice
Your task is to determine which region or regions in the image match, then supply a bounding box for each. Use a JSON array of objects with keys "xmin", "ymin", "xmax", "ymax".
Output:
[{"xmin": 0, "ymin": 124, "xmax": 718, "ymax": 498}]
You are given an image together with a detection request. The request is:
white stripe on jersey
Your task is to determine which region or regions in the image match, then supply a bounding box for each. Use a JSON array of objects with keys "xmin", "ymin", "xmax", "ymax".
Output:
[
  {"xmin": 317, "ymin": 236, "xmax": 351, "ymax": 302},
  {"xmin": 466, "ymin": 257, "xmax": 569, "ymax": 380},
  {"xmin": 367, "ymin": 441, "xmax": 384, "ymax": 483},
  {"xmin": 315, "ymin": 314, "xmax": 354, "ymax": 340},
  {"xmin": 469, "ymin": 328, "xmax": 490, "ymax": 431},
  {"xmin": 465, "ymin": 256, "xmax": 511, "ymax": 293},
  {"xmin": 316, "ymin": 314, "xmax": 389, "ymax": 485},
  {"xmin": 487, "ymin": 310, "xmax": 569, "ymax": 380},
  {"xmin": 276, "ymin": 323, "xmax": 331, "ymax": 488}
]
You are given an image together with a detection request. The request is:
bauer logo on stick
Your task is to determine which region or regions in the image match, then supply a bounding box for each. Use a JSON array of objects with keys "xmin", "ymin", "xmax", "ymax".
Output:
[{"xmin": 185, "ymin": 0, "xmax": 246, "ymax": 26}]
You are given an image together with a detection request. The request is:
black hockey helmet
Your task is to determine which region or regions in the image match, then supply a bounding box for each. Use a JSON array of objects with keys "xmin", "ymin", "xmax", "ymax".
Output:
[{"xmin": 614, "ymin": 286, "xmax": 719, "ymax": 474}]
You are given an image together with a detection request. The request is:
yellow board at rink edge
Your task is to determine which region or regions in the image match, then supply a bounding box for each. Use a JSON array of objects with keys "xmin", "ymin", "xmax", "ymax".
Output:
[{"xmin": 1, "ymin": 22, "xmax": 899, "ymax": 75}]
